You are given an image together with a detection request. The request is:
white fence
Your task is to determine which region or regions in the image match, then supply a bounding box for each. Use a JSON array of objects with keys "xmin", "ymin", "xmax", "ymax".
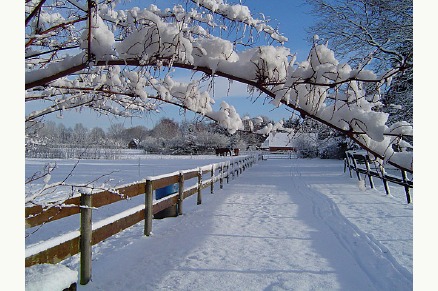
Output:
[{"xmin": 25, "ymin": 146, "xmax": 145, "ymax": 159}]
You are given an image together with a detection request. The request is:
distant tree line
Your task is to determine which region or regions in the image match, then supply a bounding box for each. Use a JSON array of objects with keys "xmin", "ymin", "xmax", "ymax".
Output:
[
  {"xmin": 25, "ymin": 117, "xmax": 272, "ymax": 156},
  {"xmin": 26, "ymin": 114, "xmax": 354, "ymax": 159}
]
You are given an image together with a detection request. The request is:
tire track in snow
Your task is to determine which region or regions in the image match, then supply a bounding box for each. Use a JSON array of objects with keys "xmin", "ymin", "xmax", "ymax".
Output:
[
  {"xmin": 288, "ymin": 162, "xmax": 413, "ymax": 290},
  {"xmin": 69, "ymin": 159, "xmax": 412, "ymax": 290},
  {"xmin": 151, "ymin": 165, "xmax": 346, "ymax": 290}
]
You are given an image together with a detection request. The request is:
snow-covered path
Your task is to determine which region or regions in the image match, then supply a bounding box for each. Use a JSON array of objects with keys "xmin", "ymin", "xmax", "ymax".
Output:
[{"xmin": 65, "ymin": 158, "xmax": 412, "ymax": 290}]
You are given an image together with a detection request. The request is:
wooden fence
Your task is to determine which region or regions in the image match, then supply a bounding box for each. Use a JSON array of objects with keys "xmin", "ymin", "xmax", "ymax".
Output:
[
  {"xmin": 25, "ymin": 154, "xmax": 259, "ymax": 285},
  {"xmin": 261, "ymin": 151, "xmax": 297, "ymax": 160},
  {"xmin": 344, "ymin": 151, "xmax": 413, "ymax": 204}
]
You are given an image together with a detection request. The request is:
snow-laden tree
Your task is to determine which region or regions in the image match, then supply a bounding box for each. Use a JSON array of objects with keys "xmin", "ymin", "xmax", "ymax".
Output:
[
  {"xmin": 305, "ymin": 0, "xmax": 413, "ymax": 125},
  {"xmin": 25, "ymin": 0, "xmax": 413, "ymax": 172},
  {"xmin": 151, "ymin": 118, "xmax": 180, "ymax": 139}
]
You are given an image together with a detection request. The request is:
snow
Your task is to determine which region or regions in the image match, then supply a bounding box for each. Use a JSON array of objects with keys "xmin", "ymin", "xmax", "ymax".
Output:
[
  {"xmin": 385, "ymin": 121, "xmax": 414, "ymax": 136},
  {"xmin": 26, "ymin": 230, "xmax": 80, "ymax": 258},
  {"xmin": 193, "ymin": 0, "xmax": 287, "ymax": 43},
  {"xmin": 25, "ymin": 155, "xmax": 413, "ymax": 290},
  {"xmin": 25, "ymin": 0, "xmax": 414, "ymax": 171},
  {"xmin": 80, "ymin": 15, "xmax": 115, "ymax": 58},
  {"xmin": 207, "ymin": 101, "xmax": 244, "ymax": 134},
  {"xmin": 261, "ymin": 132, "xmax": 317, "ymax": 150},
  {"xmin": 25, "ymin": 52, "xmax": 86, "ymax": 85},
  {"xmin": 25, "ymin": 263, "xmax": 77, "ymax": 291}
]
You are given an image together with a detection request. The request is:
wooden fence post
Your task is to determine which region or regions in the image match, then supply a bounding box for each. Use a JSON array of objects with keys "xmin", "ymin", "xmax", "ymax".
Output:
[
  {"xmin": 343, "ymin": 158, "xmax": 347, "ymax": 173},
  {"xmin": 197, "ymin": 168, "xmax": 202, "ymax": 205},
  {"xmin": 364, "ymin": 157, "xmax": 374, "ymax": 189},
  {"xmin": 144, "ymin": 179, "xmax": 153, "ymax": 236},
  {"xmin": 237, "ymin": 160, "xmax": 240, "ymax": 175},
  {"xmin": 378, "ymin": 164, "xmax": 390, "ymax": 195},
  {"xmin": 346, "ymin": 152, "xmax": 353, "ymax": 178},
  {"xmin": 236, "ymin": 161, "xmax": 239, "ymax": 177},
  {"xmin": 226, "ymin": 161, "xmax": 230, "ymax": 184},
  {"xmin": 351, "ymin": 156, "xmax": 361, "ymax": 181},
  {"xmin": 80, "ymin": 193, "xmax": 92, "ymax": 285},
  {"xmin": 211, "ymin": 165, "xmax": 214, "ymax": 194},
  {"xmin": 401, "ymin": 170, "xmax": 411, "ymax": 204},
  {"xmin": 178, "ymin": 172, "xmax": 184, "ymax": 215},
  {"xmin": 220, "ymin": 163, "xmax": 224, "ymax": 189}
]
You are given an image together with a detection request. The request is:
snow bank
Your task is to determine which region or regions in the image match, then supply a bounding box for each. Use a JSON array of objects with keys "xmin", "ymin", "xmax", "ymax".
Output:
[{"xmin": 25, "ymin": 263, "xmax": 77, "ymax": 291}]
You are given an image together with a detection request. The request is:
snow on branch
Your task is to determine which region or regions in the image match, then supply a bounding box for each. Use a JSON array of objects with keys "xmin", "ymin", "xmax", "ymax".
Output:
[
  {"xmin": 191, "ymin": 0, "xmax": 288, "ymax": 44},
  {"xmin": 25, "ymin": 0, "xmax": 412, "ymax": 172}
]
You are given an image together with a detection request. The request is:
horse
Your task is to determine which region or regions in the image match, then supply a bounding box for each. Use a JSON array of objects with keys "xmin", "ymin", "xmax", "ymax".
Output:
[{"xmin": 215, "ymin": 148, "xmax": 232, "ymax": 156}]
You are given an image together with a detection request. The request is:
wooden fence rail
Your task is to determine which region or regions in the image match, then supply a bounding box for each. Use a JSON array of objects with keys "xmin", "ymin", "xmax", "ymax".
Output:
[
  {"xmin": 261, "ymin": 152, "xmax": 297, "ymax": 160},
  {"xmin": 25, "ymin": 154, "xmax": 258, "ymax": 284},
  {"xmin": 344, "ymin": 151, "xmax": 413, "ymax": 204}
]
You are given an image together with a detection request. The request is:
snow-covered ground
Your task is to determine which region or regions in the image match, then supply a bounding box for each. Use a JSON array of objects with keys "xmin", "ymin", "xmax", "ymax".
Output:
[
  {"xmin": 25, "ymin": 155, "xmax": 413, "ymax": 290},
  {"xmin": 25, "ymin": 154, "xmax": 229, "ymax": 205}
]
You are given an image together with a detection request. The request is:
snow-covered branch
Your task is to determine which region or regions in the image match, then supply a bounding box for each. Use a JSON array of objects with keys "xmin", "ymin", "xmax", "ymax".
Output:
[
  {"xmin": 25, "ymin": 0, "xmax": 413, "ymax": 172},
  {"xmin": 25, "ymin": 156, "xmax": 121, "ymax": 208},
  {"xmin": 190, "ymin": 0, "xmax": 288, "ymax": 44}
]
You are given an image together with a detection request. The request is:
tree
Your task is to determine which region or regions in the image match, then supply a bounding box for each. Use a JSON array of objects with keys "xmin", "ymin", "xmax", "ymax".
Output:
[
  {"xmin": 72, "ymin": 123, "xmax": 89, "ymax": 145},
  {"xmin": 151, "ymin": 118, "xmax": 180, "ymax": 139},
  {"xmin": 122, "ymin": 126, "xmax": 150, "ymax": 143},
  {"xmin": 56, "ymin": 123, "xmax": 73, "ymax": 144},
  {"xmin": 88, "ymin": 126, "xmax": 107, "ymax": 145},
  {"xmin": 25, "ymin": 0, "xmax": 412, "ymax": 172},
  {"xmin": 35, "ymin": 121, "xmax": 57, "ymax": 143},
  {"xmin": 305, "ymin": 0, "xmax": 413, "ymax": 124}
]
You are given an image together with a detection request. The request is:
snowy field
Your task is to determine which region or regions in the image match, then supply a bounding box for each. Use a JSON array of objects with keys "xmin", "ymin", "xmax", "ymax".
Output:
[
  {"xmin": 25, "ymin": 154, "xmax": 236, "ymax": 245},
  {"xmin": 25, "ymin": 155, "xmax": 414, "ymax": 290},
  {"xmin": 25, "ymin": 154, "xmax": 231, "ymax": 204}
]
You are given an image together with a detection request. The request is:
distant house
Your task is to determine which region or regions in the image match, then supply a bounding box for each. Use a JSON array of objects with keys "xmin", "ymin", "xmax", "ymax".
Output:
[
  {"xmin": 128, "ymin": 139, "xmax": 140, "ymax": 149},
  {"xmin": 261, "ymin": 132, "xmax": 294, "ymax": 151},
  {"xmin": 261, "ymin": 132, "xmax": 317, "ymax": 152}
]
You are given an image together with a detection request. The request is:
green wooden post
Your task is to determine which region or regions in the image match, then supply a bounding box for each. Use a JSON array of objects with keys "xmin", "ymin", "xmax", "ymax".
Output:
[
  {"xmin": 210, "ymin": 165, "xmax": 214, "ymax": 194},
  {"xmin": 178, "ymin": 172, "xmax": 184, "ymax": 215},
  {"xmin": 226, "ymin": 161, "xmax": 230, "ymax": 184},
  {"xmin": 80, "ymin": 193, "xmax": 92, "ymax": 285},
  {"xmin": 197, "ymin": 168, "xmax": 202, "ymax": 205},
  {"xmin": 144, "ymin": 179, "xmax": 153, "ymax": 236},
  {"xmin": 220, "ymin": 163, "xmax": 224, "ymax": 189}
]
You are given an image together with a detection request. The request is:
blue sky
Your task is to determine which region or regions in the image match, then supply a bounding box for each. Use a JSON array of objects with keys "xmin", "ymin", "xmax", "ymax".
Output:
[{"xmin": 25, "ymin": 0, "xmax": 316, "ymax": 130}]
